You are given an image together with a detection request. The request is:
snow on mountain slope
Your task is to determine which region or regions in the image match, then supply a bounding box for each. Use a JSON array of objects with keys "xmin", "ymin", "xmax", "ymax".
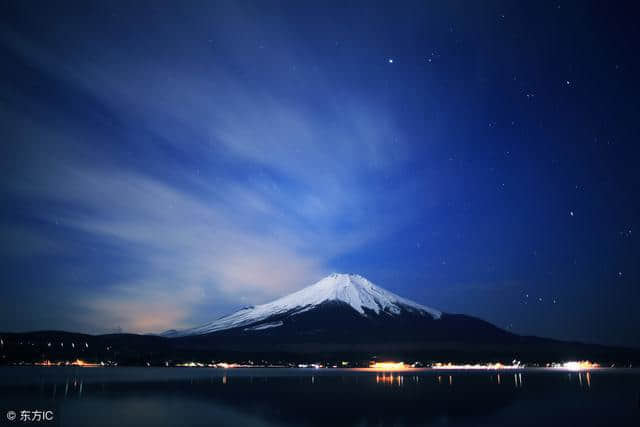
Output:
[{"xmin": 166, "ymin": 273, "xmax": 442, "ymax": 337}]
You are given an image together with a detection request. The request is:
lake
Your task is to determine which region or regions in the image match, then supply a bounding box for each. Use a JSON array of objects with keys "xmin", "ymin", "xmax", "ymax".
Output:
[{"xmin": 1, "ymin": 367, "xmax": 639, "ymax": 426}]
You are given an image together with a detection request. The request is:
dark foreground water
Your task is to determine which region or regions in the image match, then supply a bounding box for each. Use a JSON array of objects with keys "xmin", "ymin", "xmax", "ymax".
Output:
[{"xmin": 1, "ymin": 367, "xmax": 639, "ymax": 427}]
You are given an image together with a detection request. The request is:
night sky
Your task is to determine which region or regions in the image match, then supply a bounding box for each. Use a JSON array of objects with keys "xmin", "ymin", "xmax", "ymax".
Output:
[{"xmin": 1, "ymin": 1, "xmax": 638, "ymax": 347}]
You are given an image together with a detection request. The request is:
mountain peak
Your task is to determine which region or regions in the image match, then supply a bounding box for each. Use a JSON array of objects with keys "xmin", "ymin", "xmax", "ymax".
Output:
[
  {"xmin": 306, "ymin": 273, "xmax": 441, "ymax": 317},
  {"xmin": 328, "ymin": 272, "xmax": 363, "ymax": 279},
  {"xmin": 317, "ymin": 273, "xmax": 372, "ymax": 290},
  {"xmin": 165, "ymin": 273, "xmax": 442, "ymax": 337}
]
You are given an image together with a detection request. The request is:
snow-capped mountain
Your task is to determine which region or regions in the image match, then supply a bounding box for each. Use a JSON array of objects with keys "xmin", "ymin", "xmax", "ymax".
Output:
[
  {"xmin": 164, "ymin": 273, "xmax": 442, "ymax": 337},
  {"xmin": 10, "ymin": 273, "xmax": 618, "ymax": 364}
]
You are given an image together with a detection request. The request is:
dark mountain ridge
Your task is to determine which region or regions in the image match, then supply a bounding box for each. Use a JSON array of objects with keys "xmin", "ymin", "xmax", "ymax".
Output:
[{"xmin": 2, "ymin": 274, "xmax": 638, "ymax": 365}]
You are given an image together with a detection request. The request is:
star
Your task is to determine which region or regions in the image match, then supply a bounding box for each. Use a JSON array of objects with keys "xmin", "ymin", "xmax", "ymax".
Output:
[
  {"xmin": 569, "ymin": 211, "xmax": 574, "ymax": 217},
  {"xmin": 388, "ymin": 58, "xmax": 394, "ymax": 64}
]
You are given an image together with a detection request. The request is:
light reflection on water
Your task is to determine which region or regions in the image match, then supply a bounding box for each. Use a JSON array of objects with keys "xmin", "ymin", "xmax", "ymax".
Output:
[
  {"xmin": 1, "ymin": 367, "xmax": 638, "ymax": 427},
  {"xmin": 34, "ymin": 370, "xmax": 595, "ymax": 393},
  {"xmin": 8, "ymin": 368, "xmax": 611, "ymax": 392},
  {"xmin": 375, "ymin": 373, "xmax": 405, "ymax": 386},
  {"xmin": 579, "ymin": 372, "xmax": 583, "ymax": 387},
  {"xmin": 513, "ymin": 372, "xmax": 523, "ymax": 388},
  {"xmin": 349, "ymin": 369, "xmax": 596, "ymax": 391}
]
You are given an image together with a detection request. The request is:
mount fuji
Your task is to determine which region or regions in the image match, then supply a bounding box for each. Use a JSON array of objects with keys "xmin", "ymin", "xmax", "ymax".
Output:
[
  {"xmin": 164, "ymin": 273, "xmax": 443, "ymax": 338},
  {"xmin": 163, "ymin": 273, "xmax": 520, "ymax": 351},
  {"xmin": 4, "ymin": 273, "xmax": 636, "ymax": 364}
]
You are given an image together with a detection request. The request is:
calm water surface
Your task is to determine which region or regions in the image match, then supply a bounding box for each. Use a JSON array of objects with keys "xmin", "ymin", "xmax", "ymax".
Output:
[{"xmin": 1, "ymin": 367, "xmax": 639, "ymax": 426}]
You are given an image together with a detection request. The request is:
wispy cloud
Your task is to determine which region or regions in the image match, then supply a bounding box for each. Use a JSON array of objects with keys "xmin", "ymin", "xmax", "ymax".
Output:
[{"xmin": 1, "ymin": 22, "xmax": 416, "ymax": 333}]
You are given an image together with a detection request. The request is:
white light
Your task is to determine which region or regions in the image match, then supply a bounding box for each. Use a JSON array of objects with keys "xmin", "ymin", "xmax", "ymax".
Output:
[{"xmin": 559, "ymin": 361, "xmax": 599, "ymax": 371}]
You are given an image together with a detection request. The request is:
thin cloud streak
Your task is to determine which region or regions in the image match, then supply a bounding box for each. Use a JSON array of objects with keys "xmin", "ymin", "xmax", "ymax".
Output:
[{"xmin": 1, "ymin": 26, "xmax": 417, "ymax": 333}]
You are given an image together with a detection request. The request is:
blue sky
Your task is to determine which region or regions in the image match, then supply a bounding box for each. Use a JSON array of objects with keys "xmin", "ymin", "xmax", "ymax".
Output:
[{"xmin": 1, "ymin": 1, "xmax": 638, "ymax": 346}]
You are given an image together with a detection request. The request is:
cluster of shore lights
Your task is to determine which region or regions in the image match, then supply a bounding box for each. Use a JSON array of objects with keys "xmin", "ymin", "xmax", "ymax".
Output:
[
  {"xmin": 176, "ymin": 362, "xmax": 247, "ymax": 368},
  {"xmin": 431, "ymin": 362, "xmax": 521, "ymax": 370},
  {"xmin": 557, "ymin": 361, "xmax": 599, "ymax": 371},
  {"xmin": 71, "ymin": 359, "xmax": 101, "ymax": 367},
  {"xmin": 28, "ymin": 359, "xmax": 599, "ymax": 370},
  {"xmin": 35, "ymin": 359, "xmax": 101, "ymax": 367},
  {"xmin": 370, "ymin": 361, "xmax": 525, "ymax": 371},
  {"xmin": 369, "ymin": 362, "xmax": 408, "ymax": 370}
]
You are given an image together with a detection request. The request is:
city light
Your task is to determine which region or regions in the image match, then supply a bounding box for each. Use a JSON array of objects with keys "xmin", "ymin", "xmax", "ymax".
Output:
[
  {"xmin": 557, "ymin": 361, "xmax": 599, "ymax": 371},
  {"xmin": 431, "ymin": 362, "xmax": 520, "ymax": 370},
  {"xmin": 369, "ymin": 362, "xmax": 406, "ymax": 370},
  {"xmin": 70, "ymin": 359, "xmax": 100, "ymax": 367}
]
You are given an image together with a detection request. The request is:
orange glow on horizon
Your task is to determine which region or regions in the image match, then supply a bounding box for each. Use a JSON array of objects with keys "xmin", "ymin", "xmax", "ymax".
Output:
[
  {"xmin": 35, "ymin": 359, "xmax": 100, "ymax": 367},
  {"xmin": 71, "ymin": 359, "xmax": 100, "ymax": 367},
  {"xmin": 369, "ymin": 362, "xmax": 406, "ymax": 370}
]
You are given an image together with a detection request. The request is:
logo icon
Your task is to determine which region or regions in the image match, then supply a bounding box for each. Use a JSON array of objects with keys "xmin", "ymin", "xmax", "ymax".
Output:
[{"xmin": 6, "ymin": 410, "xmax": 16, "ymax": 421}]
